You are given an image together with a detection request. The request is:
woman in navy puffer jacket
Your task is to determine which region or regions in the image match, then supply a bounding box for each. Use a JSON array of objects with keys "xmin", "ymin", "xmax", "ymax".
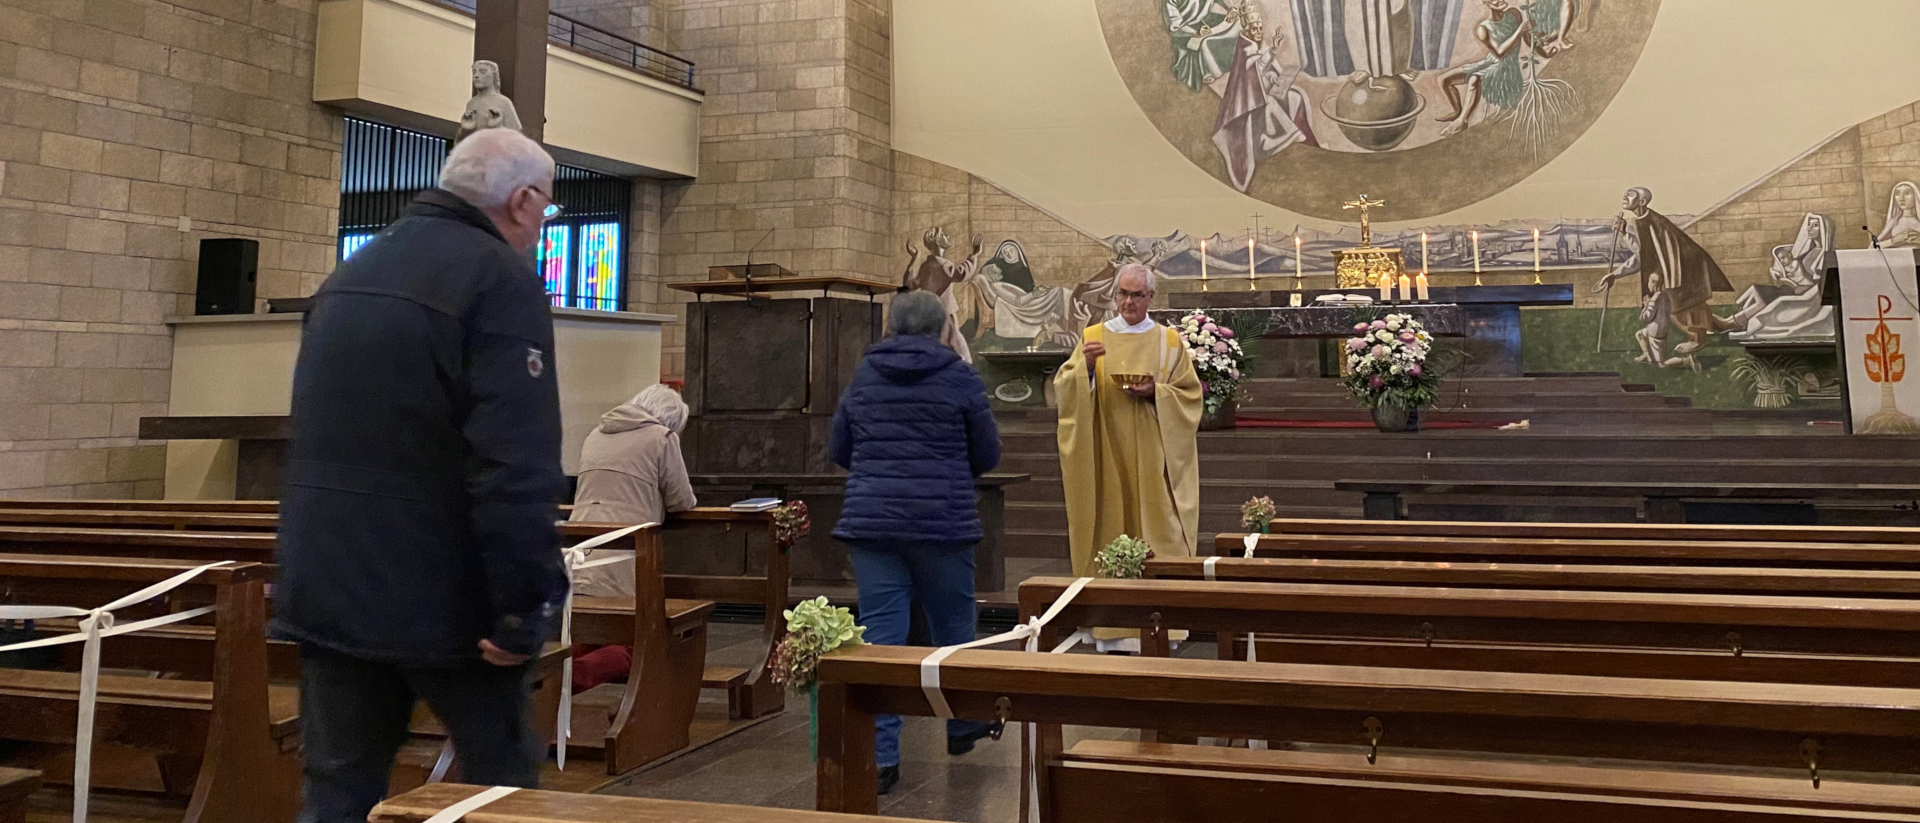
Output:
[{"xmin": 829, "ymin": 289, "xmax": 1000, "ymax": 794}]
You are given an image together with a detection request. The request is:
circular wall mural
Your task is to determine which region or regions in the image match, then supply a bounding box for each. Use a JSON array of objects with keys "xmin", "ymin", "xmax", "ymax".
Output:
[{"xmin": 1096, "ymin": 0, "xmax": 1661, "ymax": 220}]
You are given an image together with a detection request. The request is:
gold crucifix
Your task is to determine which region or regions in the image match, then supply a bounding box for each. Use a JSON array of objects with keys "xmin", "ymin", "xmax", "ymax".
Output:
[{"xmin": 1343, "ymin": 194, "xmax": 1386, "ymax": 246}]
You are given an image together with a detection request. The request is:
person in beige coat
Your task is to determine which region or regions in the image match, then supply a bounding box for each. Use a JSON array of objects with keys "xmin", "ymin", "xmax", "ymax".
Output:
[{"xmin": 565, "ymin": 384, "xmax": 697, "ymax": 691}]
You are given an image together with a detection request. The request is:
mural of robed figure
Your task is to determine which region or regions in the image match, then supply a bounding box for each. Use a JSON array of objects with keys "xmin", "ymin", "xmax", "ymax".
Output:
[{"xmin": 1594, "ymin": 187, "xmax": 1733, "ymax": 355}]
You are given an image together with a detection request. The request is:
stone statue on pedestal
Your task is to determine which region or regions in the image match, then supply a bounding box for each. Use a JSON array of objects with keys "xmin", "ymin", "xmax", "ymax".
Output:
[{"xmin": 455, "ymin": 60, "xmax": 523, "ymax": 144}]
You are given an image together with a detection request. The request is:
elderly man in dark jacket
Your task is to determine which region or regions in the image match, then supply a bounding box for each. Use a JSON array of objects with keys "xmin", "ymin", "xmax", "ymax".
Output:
[
  {"xmin": 829, "ymin": 289, "xmax": 1001, "ymax": 795},
  {"xmin": 275, "ymin": 128, "xmax": 569, "ymax": 823}
]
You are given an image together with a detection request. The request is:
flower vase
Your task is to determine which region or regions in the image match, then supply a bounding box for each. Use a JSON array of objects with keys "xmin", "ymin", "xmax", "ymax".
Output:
[
  {"xmin": 808, "ymin": 683, "xmax": 818, "ymax": 760},
  {"xmin": 1370, "ymin": 402, "xmax": 1420, "ymax": 433},
  {"xmin": 1200, "ymin": 398, "xmax": 1239, "ymax": 432}
]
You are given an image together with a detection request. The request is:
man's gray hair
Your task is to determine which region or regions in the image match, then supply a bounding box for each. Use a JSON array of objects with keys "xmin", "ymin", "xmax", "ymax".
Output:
[
  {"xmin": 1116, "ymin": 262, "xmax": 1156, "ymax": 292},
  {"xmin": 629, "ymin": 383, "xmax": 689, "ymax": 433},
  {"xmin": 439, "ymin": 128, "xmax": 555, "ymax": 210},
  {"xmin": 889, "ymin": 290, "xmax": 947, "ymax": 338}
]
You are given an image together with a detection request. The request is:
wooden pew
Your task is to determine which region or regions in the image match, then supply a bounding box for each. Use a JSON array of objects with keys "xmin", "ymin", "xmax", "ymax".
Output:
[
  {"xmin": 376, "ymin": 777, "xmax": 1920, "ymax": 823},
  {"xmin": 815, "ymin": 645, "xmax": 1920, "ymax": 816},
  {"xmin": 0, "ymin": 507, "xmax": 793, "ymax": 723},
  {"xmin": 372, "ymin": 783, "xmax": 932, "ymax": 823},
  {"xmin": 1331, "ymin": 479, "xmax": 1920, "ymax": 523},
  {"xmin": 1213, "ymin": 531, "xmax": 1920, "ymax": 568},
  {"xmin": 0, "ymin": 499, "xmax": 278, "ymax": 514},
  {"xmin": 1018, "ymin": 576, "xmax": 1920, "ymax": 685},
  {"xmin": 1256, "ymin": 517, "xmax": 1920, "ymax": 545},
  {"xmin": 1149, "ymin": 556, "xmax": 1920, "ymax": 598},
  {"xmin": 0, "ymin": 554, "xmax": 298, "ymax": 823},
  {"xmin": 564, "ymin": 509, "xmax": 789, "ymax": 721},
  {"xmin": 0, "ymin": 525, "xmax": 706, "ymax": 776},
  {"xmin": 0, "ymin": 769, "xmax": 38, "ymax": 823}
]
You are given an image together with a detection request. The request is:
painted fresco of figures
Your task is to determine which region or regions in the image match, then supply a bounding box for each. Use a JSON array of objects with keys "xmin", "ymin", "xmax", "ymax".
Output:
[
  {"xmin": 962, "ymin": 241, "xmax": 1080, "ymax": 349},
  {"xmin": 1433, "ymin": 0, "xmax": 1577, "ymax": 139},
  {"xmin": 1212, "ymin": 3, "xmax": 1319, "ymax": 190},
  {"xmin": 1724, "ymin": 213, "xmax": 1835, "ymax": 343},
  {"xmin": 1880, "ymin": 182, "xmax": 1920, "ymax": 249},
  {"xmin": 901, "ymin": 227, "xmax": 983, "ymax": 363},
  {"xmin": 1162, "ymin": 0, "xmax": 1245, "ymax": 90},
  {"xmin": 1593, "ymin": 187, "xmax": 1733, "ymax": 364}
]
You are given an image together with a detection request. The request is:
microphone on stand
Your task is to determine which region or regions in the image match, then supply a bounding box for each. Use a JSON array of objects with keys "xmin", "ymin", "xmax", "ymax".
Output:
[
  {"xmin": 742, "ymin": 228, "xmax": 774, "ymax": 305},
  {"xmin": 1866, "ymin": 225, "xmax": 1882, "ymax": 250}
]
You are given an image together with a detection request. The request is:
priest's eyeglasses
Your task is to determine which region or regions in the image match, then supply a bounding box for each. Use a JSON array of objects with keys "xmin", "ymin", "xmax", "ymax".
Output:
[{"xmin": 1116, "ymin": 288, "xmax": 1153, "ymax": 302}]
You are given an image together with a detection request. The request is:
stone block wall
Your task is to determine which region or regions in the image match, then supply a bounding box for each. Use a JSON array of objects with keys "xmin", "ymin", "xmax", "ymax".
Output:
[
  {"xmin": 1686, "ymin": 130, "xmax": 1868, "ymax": 293},
  {"xmin": 642, "ymin": 0, "xmax": 894, "ymax": 380},
  {"xmin": 1860, "ymin": 99, "xmax": 1920, "ymax": 234},
  {"xmin": 549, "ymin": 0, "xmax": 674, "ymax": 53},
  {"xmin": 0, "ymin": 0, "xmax": 342, "ymax": 496}
]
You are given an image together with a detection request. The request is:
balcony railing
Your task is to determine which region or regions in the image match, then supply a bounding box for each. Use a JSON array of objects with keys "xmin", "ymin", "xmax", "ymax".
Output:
[{"xmin": 428, "ymin": 0, "xmax": 698, "ymax": 91}]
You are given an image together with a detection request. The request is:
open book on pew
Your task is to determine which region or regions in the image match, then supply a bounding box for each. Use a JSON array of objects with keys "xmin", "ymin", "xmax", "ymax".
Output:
[{"xmin": 729, "ymin": 498, "xmax": 783, "ymax": 512}]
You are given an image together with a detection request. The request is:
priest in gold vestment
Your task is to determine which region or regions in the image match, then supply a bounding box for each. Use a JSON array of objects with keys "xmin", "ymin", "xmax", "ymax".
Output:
[{"xmin": 1054, "ymin": 264, "xmax": 1204, "ymax": 591}]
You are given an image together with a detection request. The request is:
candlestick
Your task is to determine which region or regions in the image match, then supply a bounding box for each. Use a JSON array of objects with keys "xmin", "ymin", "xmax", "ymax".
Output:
[
  {"xmin": 1293, "ymin": 235, "xmax": 1302, "ymax": 287},
  {"xmin": 1420, "ymin": 232, "xmax": 1429, "ymax": 275},
  {"xmin": 1200, "ymin": 239, "xmax": 1208, "ymax": 291},
  {"xmin": 1532, "ymin": 227, "xmax": 1541, "ymax": 272},
  {"xmin": 1398, "ymin": 273, "xmax": 1412, "ymax": 303},
  {"xmin": 1415, "ymin": 271, "xmax": 1430, "ymax": 301},
  {"xmin": 1248, "ymin": 237, "xmax": 1257, "ymax": 290}
]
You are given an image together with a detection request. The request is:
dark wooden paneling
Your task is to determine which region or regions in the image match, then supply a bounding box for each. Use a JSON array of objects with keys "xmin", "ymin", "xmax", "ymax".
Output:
[{"xmin": 697, "ymin": 301, "xmax": 811, "ymax": 412}]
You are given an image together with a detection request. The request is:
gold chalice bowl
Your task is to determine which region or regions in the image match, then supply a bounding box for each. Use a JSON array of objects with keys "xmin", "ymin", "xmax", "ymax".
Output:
[{"xmin": 1109, "ymin": 373, "xmax": 1151, "ymax": 389}]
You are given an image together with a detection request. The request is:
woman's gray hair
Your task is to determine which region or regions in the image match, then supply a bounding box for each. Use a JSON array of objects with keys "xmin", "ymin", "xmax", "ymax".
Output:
[
  {"xmin": 889, "ymin": 290, "xmax": 947, "ymax": 338},
  {"xmin": 439, "ymin": 128, "xmax": 555, "ymax": 210},
  {"xmin": 629, "ymin": 384, "xmax": 689, "ymax": 433}
]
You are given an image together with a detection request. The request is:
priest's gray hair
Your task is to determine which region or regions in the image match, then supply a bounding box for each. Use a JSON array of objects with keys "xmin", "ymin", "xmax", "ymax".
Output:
[
  {"xmin": 1627, "ymin": 187, "xmax": 1653, "ymax": 206},
  {"xmin": 439, "ymin": 128, "xmax": 555, "ymax": 210},
  {"xmin": 629, "ymin": 384, "xmax": 689, "ymax": 433},
  {"xmin": 1116, "ymin": 262, "xmax": 1156, "ymax": 293},
  {"xmin": 890, "ymin": 290, "xmax": 947, "ymax": 338}
]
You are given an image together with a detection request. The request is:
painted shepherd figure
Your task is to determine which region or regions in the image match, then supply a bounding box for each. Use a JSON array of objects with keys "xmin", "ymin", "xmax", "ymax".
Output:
[
  {"xmin": 902, "ymin": 227, "xmax": 984, "ymax": 363},
  {"xmin": 1594, "ymin": 187, "xmax": 1734, "ymax": 355}
]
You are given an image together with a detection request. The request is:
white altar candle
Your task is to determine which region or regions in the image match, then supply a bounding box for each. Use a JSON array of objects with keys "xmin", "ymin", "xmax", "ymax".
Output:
[
  {"xmin": 1248, "ymin": 237, "xmax": 1257, "ymax": 289},
  {"xmin": 1294, "ymin": 235, "xmax": 1302, "ymax": 282},
  {"xmin": 1421, "ymin": 232, "xmax": 1429, "ymax": 274},
  {"xmin": 1378, "ymin": 273, "xmax": 1391, "ymax": 303},
  {"xmin": 1398, "ymin": 273, "xmax": 1412, "ymax": 303},
  {"xmin": 1415, "ymin": 272, "xmax": 1430, "ymax": 301},
  {"xmin": 1199, "ymin": 239, "xmax": 1208, "ymax": 289},
  {"xmin": 1471, "ymin": 230, "xmax": 1481, "ymax": 273},
  {"xmin": 1533, "ymin": 227, "xmax": 1541, "ymax": 272}
]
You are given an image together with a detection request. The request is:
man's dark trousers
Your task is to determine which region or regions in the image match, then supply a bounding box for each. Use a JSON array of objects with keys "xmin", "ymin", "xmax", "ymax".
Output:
[{"xmin": 295, "ymin": 643, "xmax": 540, "ymax": 823}]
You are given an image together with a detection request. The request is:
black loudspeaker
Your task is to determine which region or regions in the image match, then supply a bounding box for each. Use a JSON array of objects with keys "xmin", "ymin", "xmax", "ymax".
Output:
[{"xmin": 195, "ymin": 238, "xmax": 258, "ymax": 315}]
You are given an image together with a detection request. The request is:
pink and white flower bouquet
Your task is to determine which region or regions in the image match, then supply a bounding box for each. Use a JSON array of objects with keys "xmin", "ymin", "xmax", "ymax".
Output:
[
  {"xmin": 1343, "ymin": 312, "xmax": 1442, "ymax": 410},
  {"xmin": 1177, "ymin": 310, "xmax": 1249, "ymax": 415}
]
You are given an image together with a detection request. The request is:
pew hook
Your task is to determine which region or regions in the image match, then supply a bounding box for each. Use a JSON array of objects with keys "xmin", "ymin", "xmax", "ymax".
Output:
[
  {"xmin": 990, "ymin": 697, "xmax": 1012, "ymax": 741},
  {"xmin": 1726, "ymin": 632, "xmax": 1743, "ymax": 658},
  {"xmin": 1363, "ymin": 717, "xmax": 1383, "ymax": 765},
  {"xmin": 1418, "ymin": 622, "xmax": 1435, "ymax": 648},
  {"xmin": 1801, "ymin": 739, "xmax": 1821, "ymax": 789}
]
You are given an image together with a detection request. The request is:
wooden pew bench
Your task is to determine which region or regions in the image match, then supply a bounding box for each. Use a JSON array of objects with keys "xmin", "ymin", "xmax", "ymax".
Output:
[
  {"xmin": 1018, "ymin": 576, "xmax": 1920, "ymax": 686},
  {"xmin": 815, "ymin": 646, "xmax": 1920, "ymax": 816},
  {"xmin": 1330, "ymin": 480, "xmax": 1920, "ymax": 523},
  {"xmin": 0, "ymin": 554, "xmax": 298, "ymax": 823},
  {"xmin": 1149, "ymin": 556, "xmax": 1920, "ymax": 598},
  {"xmin": 371, "ymin": 783, "xmax": 931, "ymax": 823},
  {"xmin": 0, "ymin": 769, "xmax": 38, "ymax": 823},
  {"xmin": 0, "ymin": 499, "xmax": 278, "ymax": 514},
  {"xmin": 1254, "ymin": 517, "xmax": 1920, "ymax": 545},
  {"xmin": 1213, "ymin": 531, "xmax": 1920, "ymax": 568},
  {"xmin": 0, "ymin": 524, "xmax": 704, "ymax": 776}
]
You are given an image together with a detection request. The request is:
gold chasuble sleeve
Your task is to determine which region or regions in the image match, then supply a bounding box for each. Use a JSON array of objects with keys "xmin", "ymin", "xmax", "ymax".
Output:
[{"xmin": 1054, "ymin": 324, "xmax": 1204, "ymax": 579}]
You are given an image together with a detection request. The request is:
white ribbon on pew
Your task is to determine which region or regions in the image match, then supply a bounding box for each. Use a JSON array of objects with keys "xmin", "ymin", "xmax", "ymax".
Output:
[
  {"xmin": 0, "ymin": 560, "xmax": 233, "ymax": 823},
  {"xmin": 421, "ymin": 785, "xmax": 521, "ymax": 822},
  {"xmin": 554, "ymin": 523, "xmax": 653, "ymax": 770},
  {"xmin": 919, "ymin": 576, "xmax": 1093, "ymax": 720},
  {"xmin": 1236, "ymin": 534, "xmax": 1266, "ymax": 748}
]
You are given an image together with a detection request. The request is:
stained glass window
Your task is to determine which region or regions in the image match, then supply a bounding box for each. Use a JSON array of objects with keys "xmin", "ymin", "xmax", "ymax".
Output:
[
  {"xmin": 339, "ymin": 233, "xmax": 376, "ymax": 259},
  {"xmin": 539, "ymin": 225, "xmax": 572, "ymax": 306},
  {"xmin": 577, "ymin": 223, "xmax": 621, "ymax": 311}
]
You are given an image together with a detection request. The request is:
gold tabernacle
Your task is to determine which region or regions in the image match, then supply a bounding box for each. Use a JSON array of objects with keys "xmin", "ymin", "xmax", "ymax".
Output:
[{"xmin": 1334, "ymin": 194, "xmax": 1406, "ymax": 289}]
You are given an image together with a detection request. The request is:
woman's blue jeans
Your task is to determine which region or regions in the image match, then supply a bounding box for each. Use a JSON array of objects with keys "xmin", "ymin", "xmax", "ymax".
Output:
[{"xmin": 845, "ymin": 540, "xmax": 990, "ymax": 768}]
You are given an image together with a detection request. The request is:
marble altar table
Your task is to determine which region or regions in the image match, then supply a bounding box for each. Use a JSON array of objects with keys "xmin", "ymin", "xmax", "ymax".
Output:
[
  {"xmin": 1168, "ymin": 284, "xmax": 1573, "ymax": 376},
  {"xmin": 1154, "ymin": 303, "xmax": 1466, "ymax": 338}
]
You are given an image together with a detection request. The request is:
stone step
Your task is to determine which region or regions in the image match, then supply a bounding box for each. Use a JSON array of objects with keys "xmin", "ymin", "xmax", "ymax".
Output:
[
  {"xmin": 998, "ymin": 430, "xmax": 1904, "ymax": 460},
  {"xmin": 1231, "ymin": 392, "xmax": 1683, "ymax": 410}
]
